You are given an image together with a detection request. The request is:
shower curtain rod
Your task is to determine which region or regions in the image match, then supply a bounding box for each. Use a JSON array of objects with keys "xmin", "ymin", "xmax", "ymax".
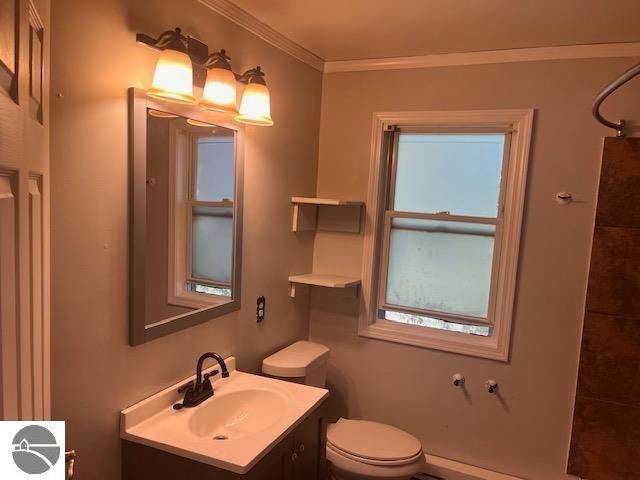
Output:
[{"xmin": 592, "ymin": 60, "xmax": 640, "ymax": 137}]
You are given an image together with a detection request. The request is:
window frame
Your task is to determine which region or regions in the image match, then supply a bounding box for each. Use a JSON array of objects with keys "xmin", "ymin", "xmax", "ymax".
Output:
[
  {"xmin": 360, "ymin": 110, "xmax": 534, "ymax": 361},
  {"xmin": 167, "ymin": 125, "xmax": 235, "ymax": 309}
]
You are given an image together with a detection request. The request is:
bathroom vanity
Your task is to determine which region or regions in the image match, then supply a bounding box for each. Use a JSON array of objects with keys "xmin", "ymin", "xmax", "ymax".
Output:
[
  {"xmin": 120, "ymin": 357, "xmax": 328, "ymax": 480},
  {"xmin": 122, "ymin": 405, "xmax": 326, "ymax": 480}
]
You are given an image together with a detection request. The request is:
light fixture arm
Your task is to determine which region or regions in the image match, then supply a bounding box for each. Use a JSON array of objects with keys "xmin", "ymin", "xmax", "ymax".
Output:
[
  {"xmin": 137, "ymin": 27, "xmax": 208, "ymax": 64},
  {"xmin": 236, "ymin": 66, "xmax": 267, "ymax": 85},
  {"xmin": 136, "ymin": 27, "xmax": 187, "ymax": 53},
  {"xmin": 204, "ymin": 49, "xmax": 232, "ymax": 70}
]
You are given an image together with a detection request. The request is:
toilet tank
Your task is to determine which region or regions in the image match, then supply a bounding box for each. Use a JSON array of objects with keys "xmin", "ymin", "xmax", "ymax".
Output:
[{"xmin": 262, "ymin": 341, "xmax": 330, "ymax": 388}]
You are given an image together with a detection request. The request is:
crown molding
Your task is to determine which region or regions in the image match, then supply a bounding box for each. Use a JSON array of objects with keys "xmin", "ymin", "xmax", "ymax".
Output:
[
  {"xmin": 197, "ymin": 0, "xmax": 324, "ymax": 71},
  {"xmin": 191, "ymin": 4, "xmax": 640, "ymax": 76},
  {"xmin": 324, "ymin": 42, "xmax": 640, "ymax": 73}
]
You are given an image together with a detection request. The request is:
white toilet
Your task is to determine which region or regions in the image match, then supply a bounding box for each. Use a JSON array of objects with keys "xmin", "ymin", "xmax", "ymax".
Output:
[{"xmin": 262, "ymin": 341, "xmax": 426, "ymax": 480}]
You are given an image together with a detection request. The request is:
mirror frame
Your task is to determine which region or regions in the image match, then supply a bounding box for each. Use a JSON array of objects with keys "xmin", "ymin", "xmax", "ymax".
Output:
[{"xmin": 128, "ymin": 87, "xmax": 244, "ymax": 345}]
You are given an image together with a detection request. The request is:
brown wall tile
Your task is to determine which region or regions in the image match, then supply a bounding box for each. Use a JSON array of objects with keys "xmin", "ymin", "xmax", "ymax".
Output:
[
  {"xmin": 570, "ymin": 139, "xmax": 640, "ymax": 478},
  {"xmin": 585, "ymin": 226, "xmax": 640, "ymax": 317},
  {"xmin": 576, "ymin": 312, "xmax": 640, "ymax": 406},
  {"xmin": 568, "ymin": 396, "xmax": 640, "ymax": 480},
  {"xmin": 595, "ymin": 138, "xmax": 640, "ymax": 229}
]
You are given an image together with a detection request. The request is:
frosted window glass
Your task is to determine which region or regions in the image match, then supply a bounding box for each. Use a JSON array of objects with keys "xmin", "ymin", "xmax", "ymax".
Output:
[
  {"xmin": 195, "ymin": 137, "xmax": 234, "ymax": 201},
  {"xmin": 193, "ymin": 284, "xmax": 231, "ymax": 297},
  {"xmin": 384, "ymin": 310, "xmax": 490, "ymax": 336},
  {"xmin": 191, "ymin": 206, "xmax": 233, "ymax": 283},
  {"xmin": 394, "ymin": 134, "xmax": 505, "ymax": 217},
  {"xmin": 386, "ymin": 218, "xmax": 495, "ymax": 318}
]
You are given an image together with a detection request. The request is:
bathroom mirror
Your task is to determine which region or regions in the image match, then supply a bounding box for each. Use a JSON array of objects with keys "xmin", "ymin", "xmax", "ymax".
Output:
[{"xmin": 129, "ymin": 88, "xmax": 243, "ymax": 345}]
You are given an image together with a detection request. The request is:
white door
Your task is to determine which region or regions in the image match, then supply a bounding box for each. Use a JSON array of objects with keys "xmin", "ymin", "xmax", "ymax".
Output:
[{"xmin": 0, "ymin": 0, "xmax": 50, "ymax": 420}]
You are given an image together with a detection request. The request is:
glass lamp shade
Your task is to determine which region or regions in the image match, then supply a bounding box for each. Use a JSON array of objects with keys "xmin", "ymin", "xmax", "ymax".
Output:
[
  {"xmin": 200, "ymin": 67, "xmax": 238, "ymax": 114},
  {"xmin": 186, "ymin": 118, "xmax": 216, "ymax": 128},
  {"xmin": 235, "ymin": 83, "xmax": 273, "ymax": 126},
  {"xmin": 147, "ymin": 49, "xmax": 196, "ymax": 104}
]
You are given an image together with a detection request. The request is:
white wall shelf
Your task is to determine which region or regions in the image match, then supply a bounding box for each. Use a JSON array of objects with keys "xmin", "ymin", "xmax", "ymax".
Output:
[
  {"xmin": 291, "ymin": 196, "xmax": 364, "ymax": 206},
  {"xmin": 291, "ymin": 196, "xmax": 364, "ymax": 232},
  {"xmin": 288, "ymin": 274, "xmax": 361, "ymax": 298},
  {"xmin": 289, "ymin": 197, "xmax": 364, "ymax": 298}
]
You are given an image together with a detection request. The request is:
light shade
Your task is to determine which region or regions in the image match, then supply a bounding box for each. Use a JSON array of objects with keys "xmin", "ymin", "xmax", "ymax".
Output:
[
  {"xmin": 201, "ymin": 67, "xmax": 237, "ymax": 114},
  {"xmin": 147, "ymin": 49, "xmax": 196, "ymax": 104},
  {"xmin": 235, "ymin": 83, "xmax": 273, "ymax": 126},
  {"xmin": 186, "ymin": 118, "xmax": 216, "ymax": 128},
  {"xmin": 147, "ymin": 109, "xmax": 179, "ymax": 119}
]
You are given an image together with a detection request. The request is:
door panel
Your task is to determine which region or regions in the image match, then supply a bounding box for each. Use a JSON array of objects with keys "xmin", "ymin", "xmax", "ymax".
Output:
[
  {"xmin": 28, "ymin": 1, "xmax": 43, "ymax": 122},
  {"xmin": 29, "ymin": 175, "xmax": 44, "ymax": 418},
  {"xmin": 0, "ymin": 0, "xmax": 19, "ymax": 99},
  {"xmin": 0, "ymin": 172, "xmax": 19, "ymax": 419},
  {"xmin": 0, "ymin": 0, "xmax": 50, "ymax": 421}
]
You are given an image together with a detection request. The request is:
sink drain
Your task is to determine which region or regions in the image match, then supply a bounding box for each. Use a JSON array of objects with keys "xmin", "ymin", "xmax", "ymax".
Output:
[{"xmin": 213, "ymin": 435, "xmax": 228, "ymax": 441}]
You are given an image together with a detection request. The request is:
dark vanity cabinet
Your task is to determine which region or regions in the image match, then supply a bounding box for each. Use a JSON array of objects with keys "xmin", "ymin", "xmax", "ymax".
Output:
[{"xmin": 122, "ymin": 403, "xmax": 327, "ymax": 480}]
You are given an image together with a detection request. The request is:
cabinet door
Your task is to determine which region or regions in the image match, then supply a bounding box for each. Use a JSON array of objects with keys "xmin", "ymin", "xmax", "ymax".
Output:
[
  {"xmin": 292, "ymin": 407, "xmax": 327, "ymax": 480},
  {"xmin": 245, "ymin": 431, "xmax": 294, "ymax": 480}
]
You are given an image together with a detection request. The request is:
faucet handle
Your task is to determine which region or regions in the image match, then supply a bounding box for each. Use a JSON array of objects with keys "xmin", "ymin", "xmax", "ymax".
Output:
[
  {"xmin": 177, "ymin": 380, "xmax": 194, "ymax": 394},
  {"xmin": 177, "ymin": 368, "xmax": 220, "ymax": 392}
]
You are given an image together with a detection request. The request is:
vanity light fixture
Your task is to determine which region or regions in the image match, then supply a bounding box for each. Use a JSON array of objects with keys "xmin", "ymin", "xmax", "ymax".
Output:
[
  {"xmin": 137, "ymin": 27, "xmax": 274, "ymax": 126},
  {"xmin": 145, "ymin": 28, "xmax": 197, "ymax": 105},
  {"xmin": 235, "ymin": 67, "xmax": 273, "ymax": 127},
  {"xmin": 201, "ymin": 50, "xmax": 238, "ymax": 114}
]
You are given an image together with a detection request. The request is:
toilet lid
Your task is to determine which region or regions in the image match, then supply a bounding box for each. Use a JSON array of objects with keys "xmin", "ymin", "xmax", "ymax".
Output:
[
  {"xmin": 327, "ymin": 419, "xmax": 422, "ymax": 462},
  {"xmin": 262, "ymin": 341, "xmax": 329, "ymax": 378}
]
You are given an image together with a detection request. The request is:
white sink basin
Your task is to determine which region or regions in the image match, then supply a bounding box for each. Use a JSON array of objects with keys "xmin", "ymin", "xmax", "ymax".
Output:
[
  {"xmin": 187, "ymin": 388, "xmax": 287, "ymax": 440},
  {"xmin": 120, "ymin": 357, "xmax": 328, "ymax": 474}
]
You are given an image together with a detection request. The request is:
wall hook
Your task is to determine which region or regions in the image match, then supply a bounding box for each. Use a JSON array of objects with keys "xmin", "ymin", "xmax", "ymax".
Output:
[{"xmin": 452, "ymin": 373, "xmax": 465, "ymax": 387}]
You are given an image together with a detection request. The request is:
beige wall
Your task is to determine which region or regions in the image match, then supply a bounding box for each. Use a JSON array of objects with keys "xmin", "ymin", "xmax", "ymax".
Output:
[
  {"xmin": 310, "ymin": 58, "xmax": 640, "ymax": 480},
  {"xmin": 50, "ymin": 0, "xmax": 321, "ymax": 479}
]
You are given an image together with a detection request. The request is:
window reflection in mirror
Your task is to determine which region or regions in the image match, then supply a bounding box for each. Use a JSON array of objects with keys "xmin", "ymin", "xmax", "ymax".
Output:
[{"xmin": 145, "ymin": 109, "xmax": 236, "ymax": 327}]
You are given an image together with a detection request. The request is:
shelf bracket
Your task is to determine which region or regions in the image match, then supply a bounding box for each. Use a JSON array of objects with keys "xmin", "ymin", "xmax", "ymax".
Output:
[
  {"xmin": 289, "ymin": 282, "xmax": 309, "ymax": 298},
  {"xmin": 291, "ymin": 203, "xmax": 317, "ymax": 232}
]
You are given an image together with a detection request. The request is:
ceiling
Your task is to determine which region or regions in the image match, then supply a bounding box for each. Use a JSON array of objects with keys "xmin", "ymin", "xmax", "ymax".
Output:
[{"xmin": 227, "ymin": 0, "xmax": 640, "ymax": 61}]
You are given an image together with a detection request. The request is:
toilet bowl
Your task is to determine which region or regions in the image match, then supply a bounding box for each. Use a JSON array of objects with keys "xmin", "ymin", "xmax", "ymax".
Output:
[
  {"xmin": 326, "ymin": 418, "xmax": 425, "ymax": 480},
  {"xmin": 262, "ymin": 341, "xmax": 425, "ymax": 480}
]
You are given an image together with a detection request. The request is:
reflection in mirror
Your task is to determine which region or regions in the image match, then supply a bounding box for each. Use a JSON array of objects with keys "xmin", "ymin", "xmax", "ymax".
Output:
[{"xmin": 145, "ymin": 109, "xmax": 236, "ymax": 327}]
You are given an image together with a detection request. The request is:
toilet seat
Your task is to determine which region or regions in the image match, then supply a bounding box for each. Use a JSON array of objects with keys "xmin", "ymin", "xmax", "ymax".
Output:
[
  {"xmin": 327, "ymin": 441, "xmax": 424, "ymax": 467},
  {"xmin": 326, "ymin": 421, "xmax": 426, "ymax": 480},
  {"xmin": 327, "ymin": 418, "xmax": 423, "ymax": 464}
]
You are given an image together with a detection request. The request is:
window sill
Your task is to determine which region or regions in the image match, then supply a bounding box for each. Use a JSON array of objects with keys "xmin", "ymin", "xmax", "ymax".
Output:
[
  {"xmin": 358, "ymin": 320, "xmax": 509, "ymax": 361},
  {"xmin": 168, "ymin": 292, "xmax": 230, "ymax": 310}
]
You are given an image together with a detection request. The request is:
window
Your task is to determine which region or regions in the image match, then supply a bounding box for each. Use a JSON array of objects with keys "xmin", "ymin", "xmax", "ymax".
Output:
[
  {"xmin": 168, "ymin": 125, "xmax": 235, "ymax": 308},
  {"xmin": 189, "ymin": 136, "xmax": 234, "ymax": 296},
  {"xmin": 361, "ymin": 110, "xmax": 533, "ymax": 360}
]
